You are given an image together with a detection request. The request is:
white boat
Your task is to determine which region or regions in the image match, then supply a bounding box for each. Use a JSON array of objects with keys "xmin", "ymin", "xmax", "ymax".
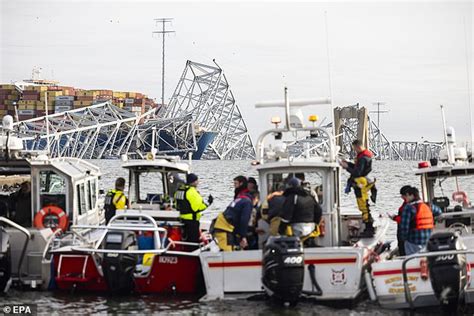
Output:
[
  {"xmin": 368, "ymin": 124, "xmax": 474, "ymax": 310},
  {"xmin": 0, "ymin": 115, "xmax": 103, "ymax": 291},
  {"xmin": 199, "ymin": 88, "xmax": 390, "ymax": 303}
]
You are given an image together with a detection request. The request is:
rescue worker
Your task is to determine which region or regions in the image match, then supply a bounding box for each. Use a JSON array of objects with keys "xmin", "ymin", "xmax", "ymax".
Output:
[
  {"xmin": 213, "ymin": 190, "xmax": 258, "ymax": 251},
  {"xmin": 391, "ymin": 185, "xmax": 411, "ymax": 256},
  {"xmin": 233, "ymin": 175, "xmax": 249, "ymax": 198},
  {"xmin": 175, "ymin": 173, "xmax": 212, "ymax": 243},
  {"xmin": 278, "ymin": 178, "xmax": 322, "ymax": 246},
  {"xmin": 104, "ymin": 177, "xmax": 129, "ymax": 224},
  {"xmin": 12, "ymin": 181, "xmax": 32, "ymax": 227},
  {"xmin": 400, "ymin": 187, "xmax": 442, "ymax": 255},
  {"xmin": 340, "ymin": 140, "xmax": 376, "ymax": 237},
  {"xmin": 264, "ymin": 183, "xmax": 286, "ymax": 236}
]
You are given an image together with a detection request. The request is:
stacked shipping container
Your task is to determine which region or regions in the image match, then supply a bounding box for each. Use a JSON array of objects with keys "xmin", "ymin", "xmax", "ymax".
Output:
[{"xmin": 0, "ymin": 83, "xmax": 157, "ymax": 120}]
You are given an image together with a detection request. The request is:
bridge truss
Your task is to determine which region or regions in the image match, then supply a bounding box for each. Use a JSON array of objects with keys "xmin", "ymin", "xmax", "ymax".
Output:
[
  {"xmin": 12, "ymin": 102, "xmax": 197, "ymax": 159},
  {"xmin": 164, "ymin": 60, "xmax": 256, "ymax": 160}
]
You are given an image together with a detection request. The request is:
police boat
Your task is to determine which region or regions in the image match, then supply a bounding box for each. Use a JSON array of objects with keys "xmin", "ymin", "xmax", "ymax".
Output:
[
  {"xmin": 49, "ymin": 155, "xmax": 208, "ymax": 295},
  {"xmin": 0, "ymin": 115, "xmax": 103, "ymax": 291},
  {"xmin": 368, "ymin": 124, "xmax": 474, "ymax": 310},
  {"xmin": 199, "ymin": 88, "xmax": 390, "ymax": 304}
]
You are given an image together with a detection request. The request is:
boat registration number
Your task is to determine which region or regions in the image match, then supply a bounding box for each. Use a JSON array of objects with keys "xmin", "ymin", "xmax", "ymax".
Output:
[{"xmin": 159, "ymin": 256, "xmax": 178, "ymax": 264}]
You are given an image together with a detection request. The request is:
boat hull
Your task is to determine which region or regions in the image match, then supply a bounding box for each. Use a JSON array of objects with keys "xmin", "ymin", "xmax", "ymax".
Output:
[
  {"xmin": 200, "ymin": 246, "xmax": 367, "ymax": 301},
  {"xmin": 53, "ymin": 252, "xmax": 202, "ymax": 295}
]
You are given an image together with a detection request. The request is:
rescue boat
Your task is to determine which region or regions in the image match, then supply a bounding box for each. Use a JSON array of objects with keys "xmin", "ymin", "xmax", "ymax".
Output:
[
  {"xmin": 49, "ymin": 156, "xmax": 208, "ymax": 295},
  {"xmin": 199, "ymin": 88, "xmax": 390, "ymax": 303},
  {"xmin": 0, "ymin": 115, "xmax": 103, "ymax": 291},
  {"xmin": 368, "ymin": 122, "xmax": 474, "ymax": 310}
]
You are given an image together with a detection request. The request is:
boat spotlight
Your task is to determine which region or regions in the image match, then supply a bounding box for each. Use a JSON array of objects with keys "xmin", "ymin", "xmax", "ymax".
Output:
[{"xmin": 271, "ymin": 116, "xmax": 281, "ymax": 128}]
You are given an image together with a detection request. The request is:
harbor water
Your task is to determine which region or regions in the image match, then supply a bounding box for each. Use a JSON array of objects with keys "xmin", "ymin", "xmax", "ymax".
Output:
[{"xmin": 2, "ymin": 160, "xmax": 471, "ymax": 315}]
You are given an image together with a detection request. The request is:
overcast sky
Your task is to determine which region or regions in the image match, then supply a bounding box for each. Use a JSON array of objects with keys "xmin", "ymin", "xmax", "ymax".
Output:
[{"xmin": 1, "ymin": 0, "xmax": 472, "ymax": 145}]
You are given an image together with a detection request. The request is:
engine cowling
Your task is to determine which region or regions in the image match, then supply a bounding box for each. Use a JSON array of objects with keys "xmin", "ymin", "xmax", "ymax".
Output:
[
  {"xmin": 262, "ymin": 236, "xmax": 304, "ymax": 305},
  {"xmin": 426, "ymin": 231, "xmax": 467, "ymax": 309},
  {"xmin": 101, "ymin": 231, "xmax": 138, "ymax": 294}
]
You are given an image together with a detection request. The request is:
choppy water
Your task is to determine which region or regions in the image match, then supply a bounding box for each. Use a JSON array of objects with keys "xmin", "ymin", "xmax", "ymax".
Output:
[{"xmin": 3, "ymin": 160, "xmax": 473, "ymax": 315}]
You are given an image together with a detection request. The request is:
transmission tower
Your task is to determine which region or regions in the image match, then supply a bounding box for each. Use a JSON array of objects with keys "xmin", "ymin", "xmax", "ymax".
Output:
[{"xmin": 153, "ymin": 18, "xmax": 175, "ymax": 107}]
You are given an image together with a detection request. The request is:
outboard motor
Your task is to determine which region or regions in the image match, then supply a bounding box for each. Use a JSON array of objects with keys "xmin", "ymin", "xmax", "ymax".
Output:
[
  {"xmin": 0, "ymin": 228, "xmax": 11, "ymax": 294},
  {"xmin": 427, "ymin": 231, "xmax": 467, "ymax": 309},
  {"xmin": 102, "ymin": 231, "xmax": 138, "ymax": 294},
  {"xmin": 262, "ymin": 236, "xmax": 304, "ymax": 305}
]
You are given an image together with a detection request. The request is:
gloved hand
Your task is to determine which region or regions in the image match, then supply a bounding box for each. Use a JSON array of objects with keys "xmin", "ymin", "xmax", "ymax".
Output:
[{"xmin": 207, "ymin": 194, "xmax": 214, "ymax": 205}]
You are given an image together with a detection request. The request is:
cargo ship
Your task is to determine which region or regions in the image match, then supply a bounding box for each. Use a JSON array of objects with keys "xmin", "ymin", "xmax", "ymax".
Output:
[
  {"xmin": 0, "ymin": 78, "xmax": 217, "ymax": 159},
  {"xmin": 0, "ymin": 79, "xmax": 157, "ymax": 120}
]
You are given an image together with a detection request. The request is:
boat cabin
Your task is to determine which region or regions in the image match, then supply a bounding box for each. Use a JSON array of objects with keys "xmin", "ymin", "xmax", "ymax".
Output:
[
  {"xmin": 122, "ymin": 156, "xmax": 189, "ymax": 220},
  {"xmin": 416, "ymin": 162, "xmax": 474, "ymax": 235}
]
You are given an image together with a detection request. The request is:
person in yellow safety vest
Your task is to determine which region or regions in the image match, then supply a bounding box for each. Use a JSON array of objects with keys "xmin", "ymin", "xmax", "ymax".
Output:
[
  {"xmin": 175, "ymin": 173, "xmax": 213, "ymax": 243},
  {"xmin": 104, "ymin": 177, "xmax": 130, "ymax": 224}
]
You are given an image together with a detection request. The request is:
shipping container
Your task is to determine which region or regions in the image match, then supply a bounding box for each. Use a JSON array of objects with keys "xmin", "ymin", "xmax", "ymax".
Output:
[
  {"xmin": 18, "ymin": 109, "xmax": 35, "ymax": 115},
  {"xmin": 56, "ymin": 95, "xmax": 74, "ymax": 101}
]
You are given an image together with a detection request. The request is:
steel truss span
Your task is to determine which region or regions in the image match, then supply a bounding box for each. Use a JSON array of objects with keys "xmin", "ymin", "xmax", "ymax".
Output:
[
  {"xmin": 333, "ymin": 104, "xmax": 442, "ymax": 160},
  {"xmin": 12, "ymin": 102, "xmax": 197, "ymax": 159},
  {"xmin": 164, "ymin": 61, "xmax": 256, "ymax": 160}
]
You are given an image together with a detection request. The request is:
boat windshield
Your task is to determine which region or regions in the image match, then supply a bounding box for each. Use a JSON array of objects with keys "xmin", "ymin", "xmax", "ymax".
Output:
[
  {"xmin": 266, "ymin": 171, "xmax": 324, "ymax": 206},
  {"xmin": 39, "ymin": 170, "xmax": 67, "ymax": 211},
  {"xmin": 432, "ymin": 175, "xmax": 474, "ymax": 210}
]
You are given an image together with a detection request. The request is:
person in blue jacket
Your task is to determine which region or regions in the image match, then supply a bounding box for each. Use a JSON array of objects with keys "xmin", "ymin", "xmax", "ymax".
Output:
[{"xmin": 213, "ymin": 190, "xmax": 259, "ymax": 251}]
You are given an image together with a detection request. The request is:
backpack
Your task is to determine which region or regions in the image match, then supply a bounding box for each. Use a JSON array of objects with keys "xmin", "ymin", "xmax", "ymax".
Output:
[{"xmin": 104, "ymin": 190, "xmax": 123, "ymax": 213}]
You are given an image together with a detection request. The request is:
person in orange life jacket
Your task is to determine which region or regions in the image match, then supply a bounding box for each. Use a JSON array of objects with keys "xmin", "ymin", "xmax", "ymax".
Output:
[
  {"xmin": 390, "ymin": 185, "xmax": 412, "ymax": 256},
  {"xmin": 400, "ymin": 186, "xmax": 442, "ymax": 256},
  {"xmin": 278, "ymin": 178, "xmax": 322, "ymax": 239},
  {"xmin": 175, "ymin": 173, "xmax": 213, "ymax": 243},
  {"xmin": 340, "ymin": 139, "xmax": 377, "ymax": 238},
  {"xmin": 233, "ymin": 175, "xmax": 249, "ymax": 198}
]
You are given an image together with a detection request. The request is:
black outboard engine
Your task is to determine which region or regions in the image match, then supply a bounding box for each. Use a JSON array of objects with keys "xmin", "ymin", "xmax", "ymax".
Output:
[
  {"xmin": 0, "ymin": 228, "xmax": 11, "ymax": 294},
  {"xmin": 262, "ymin": 236, "xmax": 304, "ymax": 305},
  {"xmin": 102, "ymin": 231, "xmax": 138, "ymax": 294},
  {"xmin": 427, "ymin": 232, "xmax": 467, "ymax": 309}
]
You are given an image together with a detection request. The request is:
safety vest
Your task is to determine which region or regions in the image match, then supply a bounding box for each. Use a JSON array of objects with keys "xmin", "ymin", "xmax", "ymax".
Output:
[
  {"xmin": 104, "ymin": 189, "xmax": 126, "ymax": 213},
  {"xmin": 355, "ymin": 149, "xmax": 373, "ymax": 176},
  {"xmin": 414, "ymin": 202, "xmax": 434, "ymax": 230},
  {"xmin": 175, "ymin": 184, "xmax": 203, "ymax": 221}
]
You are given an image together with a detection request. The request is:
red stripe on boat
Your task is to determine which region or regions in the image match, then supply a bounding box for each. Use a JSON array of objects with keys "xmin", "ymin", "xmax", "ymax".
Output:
[
  {"xmin": 373, "ymin": 268, "xmax": 421, "ymax": 276},
  {"xmin": 208, "ymin": 261, "xmax": 261, "ymax": 268},
  {"xmin": 208, "ymin": 257, "xmax": 357, "ymax": 268}
]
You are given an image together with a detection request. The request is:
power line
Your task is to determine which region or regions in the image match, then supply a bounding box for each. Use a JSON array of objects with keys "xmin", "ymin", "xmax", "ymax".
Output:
[
  {"xmin": 370, "ymin": 102, "xmax": 388, "ymax": 157},
  {"xmin": 152, "ymin": 18, "xmax": 175, "ymax": 108}
]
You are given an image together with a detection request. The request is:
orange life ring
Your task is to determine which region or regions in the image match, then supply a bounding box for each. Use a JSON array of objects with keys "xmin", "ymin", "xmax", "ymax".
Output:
[{"xmin": 33, "ymin": 205, "xmax": 69, "ymax": 232}]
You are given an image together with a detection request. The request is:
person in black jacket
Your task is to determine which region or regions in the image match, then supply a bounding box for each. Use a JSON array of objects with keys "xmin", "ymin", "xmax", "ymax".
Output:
[{"xmin": 279, "ymin": 178, "xmax": 322, "ymax": 240}]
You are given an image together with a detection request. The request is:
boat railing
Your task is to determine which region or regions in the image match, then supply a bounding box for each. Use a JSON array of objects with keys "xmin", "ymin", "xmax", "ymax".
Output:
[
  {"xmin": 255, "ymin": 126, "xmax": 337, "ymax": 164},
  {"xmin": 41, "ymin": 228, "xmax": 63, "ymax": 261},
  {"xmin": 400, "ymin": 249, "xmax": 474, "ymax": 309},
  {"xmin": 0, "ymin": 217, "xmax": 31, "ymax": 283}
]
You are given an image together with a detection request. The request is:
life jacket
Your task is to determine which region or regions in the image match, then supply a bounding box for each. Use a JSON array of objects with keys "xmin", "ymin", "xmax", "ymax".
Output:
[
  {"xmin": 175, "ymin": 184, "xmax": 196, "ymax": 220},
  {"xmin": 413, "ymin": 201, "xmax": 434, "ymax": 230},
  {"xmin": 104, "ymin": 189, "xmax": 125, "ymax": 214},
  {"xmin": 355, "ymin": 149, "xmax": 373, "ymax": 176}
]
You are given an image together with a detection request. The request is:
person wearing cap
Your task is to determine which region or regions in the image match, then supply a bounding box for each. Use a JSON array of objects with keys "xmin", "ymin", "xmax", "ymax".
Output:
[
  {"xmin": 390, "ymin": 185, "xmax": 412, "ymax": 256},
  {"xmin": 279, "ymin": 177, "xmax": 322, "ymax": 245},
  {"xmin": 175, "ymin": 173, "xmax": 213, "ymax": 243}
]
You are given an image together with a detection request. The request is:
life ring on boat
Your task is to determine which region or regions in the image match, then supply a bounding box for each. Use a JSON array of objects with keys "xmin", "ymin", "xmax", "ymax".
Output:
[{"xmin": 34, "ymin": 205, "xmax": 69, "ymax": 232}]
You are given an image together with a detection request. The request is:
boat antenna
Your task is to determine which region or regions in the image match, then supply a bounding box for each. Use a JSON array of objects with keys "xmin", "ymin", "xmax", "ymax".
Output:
[
  {"xmin": 440, "ymin": 104, "xmax": 451, "ymax": 162},
  {"xmin": 324, "ymin": 11, "xmax": 335, "ymax": 134},
  {"xmin": 45, "ymin": 91, "xmax": 51, "ymax": 156},
  {"xmin": 153, "ymin": 18, "xmax": 175, "ymax": 109},
  {"xmin": 463, "ymin": 17, "xmax": 473, "ymax": 152},
  {"xmin": 284, "ymin": 87, "xmax": 290, "ymax": 130}
]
